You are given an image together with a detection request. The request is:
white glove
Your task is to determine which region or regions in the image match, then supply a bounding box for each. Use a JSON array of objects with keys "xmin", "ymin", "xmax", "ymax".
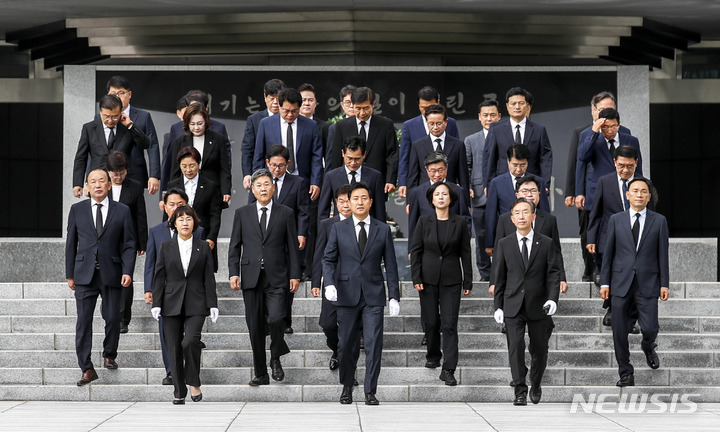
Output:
[
  {"xmin": 543, "ymin": 300, "xmax": 557, "ymax": 316},
  {"xmin": 210, "ymin": 308, "xmax": 219, "ymax": 323},
  {"xmin": 494, "ymin": 308, "xmax": 504, "ymax": 324},
  {"xmin": 151, "ymin": 307, "xmax": 161, "ymax": 321},
  {"xmin": 324, "ymin": 285, "xmax": 338, "ymax": 302},
  {"xmin": 389, "ymin": 299, "xmax": 400, "ymax": 316}
]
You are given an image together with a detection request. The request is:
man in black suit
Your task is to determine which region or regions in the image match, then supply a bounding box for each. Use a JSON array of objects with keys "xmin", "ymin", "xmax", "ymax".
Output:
[
  {"xmin": 105, "ymin": 76, "xmax": 160, "ymax": 194},
  {"xmin": 241, "ymin": 79, "xmax": 285, "ymax": 191},
  {"xmin": 66, "ymin": 169, "xmax": 136, "ymax": 386},
  {"xmin": 484, "ymin": 87, "xmax": 553, "ymax": 192},
  {"xmin": 249, "ymin": 145, "xmax": 310, "ymax": 333},
  {"xmin": 327, "ymin": 87, "xmax": 399, "ymax": 197},
  {"xmin": 493, "ymin": 198, "xmax": 560, "ymax": 405},
  {"xmin": 323, "ymin": 182, "xmax": 400, "ymax": 406},
  {"xmin": 312, "ymin": 184, "xmax": 354, "ymax": 370},
  {"xmin": 407, "ymin": 104, "xmax": 470, "ymax": 205},
  {"xmin": 106, "ymin": 152, "xmax": 148, "ymax": 334},
  {"xmin": 325, "ymin": 84, "xmax": 356, "ymax": 151},
  {"xmin": 600, "ymin": 178, "xmax": 669, "ymax": 387},
  {"xmin": 319, "ymin": 136, "xmax": 386, "ymax": 222},
  {"xmin": 228, "ymin": 169, "xmax": 301, "ymax": 386},
  {"xmin": 72, "ymin": 94, "xmax": 150, "ymax": 198}
]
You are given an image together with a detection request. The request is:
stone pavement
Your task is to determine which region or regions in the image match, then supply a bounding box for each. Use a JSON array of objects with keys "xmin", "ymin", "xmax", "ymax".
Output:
[{"xmin": 1, "ymin": 401, "xmax": 719, "ymax": 431}]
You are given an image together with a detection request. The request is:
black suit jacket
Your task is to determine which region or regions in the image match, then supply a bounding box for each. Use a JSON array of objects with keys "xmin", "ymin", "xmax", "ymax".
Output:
[
  {"xmin": 228, "ymin": 203, "xmax": 301, "ymax": 290},
  {"xmin": 317, "ymin": 166, "xmax": 386, "ymax": 222},
  {"xmin": 312, "ymin": 215, "xmax": 340, "ymax": 289},
  {"xmin": 493, "ymin": 232, "xmax": 560, "ymax": 320},
  {"xmin": 110, "ymin": 177, "xmax": 148, "ymax": 251},
  {"xmin": 407, "ymin": 181, "xmax": 471, "ymax": 253},
  {"xmin": 407, "ymin": 134, "xmax": 470, "ymax": 204},
  {"xmin": 152, "ymin": 236, "xmax": 218, "ymax": 317},
  {"xmin": 169, "ymin": 129, "xmax": 232, "ymax": 196},
  {"xmin": 490, "ymin": 209, "xmax": 566, "ymax": 284},
  {"xmin": 73, "ymin": 118, "xmax": 150, "ymax": 187},
  {"xmin": 241, "ymin": 109, "xmax": 269, "ymax": 177},
  {"xmin": 410, "ymin": 212, "xmax": 472, "ymax": 291},
  {"xmin": 249, "ymin": 174, "xmax": 310, "ymax": 237},
  {"xmin": 167, "ymin": 175, "xmax": 222, "ymax": 242},
  {"xmin": 313, "ymin": 117, "xmax": 330, "ymax": 167},
  {"xmin": 328, "ymin": 115, "xmax": 399, "ymax": 186},
  {"xmin": 65, "ymin": 199, "xmax": 136, "ymax": 287}
]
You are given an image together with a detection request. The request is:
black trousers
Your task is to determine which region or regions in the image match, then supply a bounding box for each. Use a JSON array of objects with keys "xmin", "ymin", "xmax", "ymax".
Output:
[
  {"xmin": 243, "ymin": 270, "xmax": 290, "ymax": 377},
  {"xmin": 611, "ymin": 277, "xmax": 660, "ymax": 378},
  {"xmin": 504, "ymin": 303, "xmax": 554, "ymax": 397},
  {"xmin": 578, "ymin": 209, "xmax": 596, "ymax": 277},
  {"xmin": 158, "ymin": 317, "xmax": 171, "ymax": 374},
  {"xmin": 163, "ymin": 313, "xmax": 205, "ymax": 399},
  {"xmin": 337, "ymin": 295, "xmax": 384, "ymax": 394},
  {"xmin": 471, "ymin": 205, "xmax": 491, "ymax": 279},
  {"xmin": 319, "ymin": 288, "xmax": 339, "ymax": 353},
  {"xmin": 120, "ymin": 283, "xmax": 133, "ymax": 326},
  {"xmin": 74, "ymin": 269, "xmax": 122, "ymax": 372},
  {"xmin": 419, "ymin": 282, "xmax": 462, "ymax": 370}
]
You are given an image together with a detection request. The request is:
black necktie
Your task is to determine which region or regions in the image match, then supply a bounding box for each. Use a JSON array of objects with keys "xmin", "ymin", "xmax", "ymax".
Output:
[
  {"xmin": 260, "ymin": 207, "xmax": 267, "ymax": 237},
  {"xmin": 514, "ymin": 125, "xmax": 521, "ymax": 144},
  {"xmin": 358, "ymin": 221, "xmax": 367, "ymax": 255},
  {"xmin": 273, "ymin": 178, "xmax": 279, "ymax": 201},
  {"xmin": 350, "ymin": 171, "xmax": 357, "ymax": 184},
  {"xmin": 632, "ymin": 213, "xmax": 640, "ymax": 247},
  {"xmin": 435, "ymin": 138, "xmax": 443, "ymax": 152},
  {"xmin": 608, "ymin": 139, "xmax": 616, "ymax": 158},
  {"xmin": 95, "ymin": 203, "xmax": 104, "ymax": 236},
  {"xmin": 359, "ymin": 121, "xmax": 367, "ymax": 141},
  {"xmin": 107, "ymin": 128, "xmax": 115, "ymax": 148},
  {"xmin": 521, "ymin": 237, "xmax": 529, "ymax": 268},
  {"xmin": 622, "ymin": 179, "xmax": 630, "ymax": 210},
  {"xmin": 286, "ymin": 122, "xmax": 295, "ymax": 173}
]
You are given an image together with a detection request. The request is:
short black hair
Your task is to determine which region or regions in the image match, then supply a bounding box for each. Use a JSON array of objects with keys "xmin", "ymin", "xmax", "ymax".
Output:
[
  {"xmin": 340, "ymin": 85, "xmax": 356, "ymax": 100},
  {"xmin": 424, "ymin": 151, "xmax": 448, "ymax": 167},
  {"xmin": 507, "ymin": 144, "xmax": 531, "ymax": 161},
  {"xmin": 278, "ymin": 88, "xmax": 302, "ymax": 107},
  {"xmin": 423, "ymin": 104, "xmax": 447, "ymax": 120},
  {"xmin": 298, "ymin": 83, "xmax": 316, "ymax": 95},
  {"xmin": 614, "ymin": 145, "xmax": 638, "ymax": 160},
  {"xmin": 417, "ymin": 86, "xmax": 440, "ymax": 102},
  {"xmin": 106, "ymin": 151, "xmax": 128, "ymax": 171},
  {"xmin": 164, "ymin": 188, "xmax": 189, "ymax": 204},
  {"xmin": 505, "ymin": 87, "xmax": 534, "ymax": 106},
  {"xmin": 426, "ymin": 181, "xmax": 457, "ymax": 209},
  {"xmin": 598, "ymin": 107, "xmax": 620, "ymax": 122},
  {"xmin": 591, "ymin": 91, "xmax": 616, "ymax": 107},
  {"xmin": 342, "ymin": 136, "xmax": 366, "ymax": 154},
  {"xmin": 335, "ymin": 184, "xmax": 353, "ymax": 200},
  {"xmin": 266, "ymin": 144, "xmax": 290, "ymax": 161},
  {"xmin": 511, "ymin": 197, "xmax": 536, "ymax": 214},
  {"xmin": 99, "ymin": 94, "xmax": 122, "ymax": 111},
  {"xmin": 252, "ymin": 168, "xmax": 273, "ymax": 184},
  {"xmin": 185, "ymin": 90, "xmax": 209, "ymax": 108},
  {"xmin": 515, "ymin": 175, "xmax": 540, "ymax": 192},
  {"xmin": 168, "ymin": 205, "xmax": 201, "ymax": 232},
  {"xmin": 176, "ymin": 96, "xmax": 188, "ymax": 111},
  {"xmin": 478, "ymin": 100, "xmax": 499, "ymax": 113},
  {"xmin": 177, "ymin": 146, "xmax": 202, "ymax": 164},
  {"xmin": 264, "ymin": 79, "xmax": 286, "ymax": 96},
  {"xmin": 349, "ymin": 181, "xmax": 372, "ymax": 200},
  {"xmin": 628, "ymin": 177, "xmax": 652, "ymax": 190},
  {"xmin": 106, "ymin": 76, "xmax": 130, "ymax": 92},
  {"xmin": 351, "ymin": 87, "xmax": 375, "ymax": 105}
]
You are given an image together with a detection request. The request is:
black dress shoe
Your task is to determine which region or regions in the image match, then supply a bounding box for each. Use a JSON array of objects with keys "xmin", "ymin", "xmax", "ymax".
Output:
[
  {"xmin": 120, "ymin": 324, "xmax": 128, "ymax": 334},
  {"xmin": 582, "ymin": 275, "xmax": 593, "ymax": 282},
  {"xmin": 329, "ymin": 352, "xmax": 339, "ymax": 370},
  {"xmin": 353, "ymin": 378, "xmax": 358, "ymax": 386},
  {"xmin": 270, "ymin": 358, "xmax": 285, "ymax": 381},
  {"xmin": 602, "ymin": 309, "xmax": 612, "ymax": 327},
  {"xmin": 191, "ymin": 392, "xmax": 203, "ymax": 402},
  {"xmin": 631, "ymin": 324, "xmax": 641, "ymax": 334},
  {"xmin": 200, "ymin": 341, "xmax": 207, "ymax": 349},
  {"xmin": 103, "ymin": 357, "xmax": 118, "ymax": 370},
  {"xmin": 420, "ymin": 336, "xmax": 427, "ymax": 346},
  {"xmin": 439, "ymin": 369, "xmax": 457, "ymax": 386},
  {"xmin": 643, "ymin": 347, "xmax": 660, "ymax": 369},
  {"xmin": 360, "ymin": 336, "xmax": 364, "ymax": 350},
  {"xmin": 340, "ymin": 385, "xmax": 353, "ymax": 404},
  {"xmin": 593, "ymin": 269, "xmax": 601, "ymax": 287},
  {"xmin": 162, "ymin": 374, "xmax": 173, "ymax": 385},
  {"xmin": 513, "ymin": 394, "xmax": 527, "ymax": 406},
  {"xmin": 172, "ymin": 398, "xmax": 185, "ymax": 405},
  {"xmin": 424, "ymin": 360, "xmax": 440, "ymax": 369},
  {"xmin": 249, "ymin": 375, "xmax": 270, "ymax": 386},
  {"xmin": 616, "ymin": 374, "xmax": 635, "ymax": 387},
  {"xmin": 77, "ymin": 369, "xmax": 98, "ymax": 386},
  {"xmin": 501, "ymin": 323, "xmax": 507, "ymax": 334},
  {"xmin": 530, "ymin": 387, "xmax": 542, "ymax": 404},
  {"xmin": 284, "ymin": 326, "xmax": 294, "ymax": 334},
  {"xmin": 365, "ymin": 393, "xmax": 379, "ymax": 405}
]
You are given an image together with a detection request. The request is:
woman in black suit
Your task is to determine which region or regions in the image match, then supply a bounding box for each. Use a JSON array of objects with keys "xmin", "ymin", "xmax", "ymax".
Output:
[
  {"xmin": 167, "ymin": 146, "xmax": 222, "ymax": 271},
  {"xmin": 151, "ymin": 206, "xmax": 219, "ymax": 404},
  {"xmin": 169, "ymin": 102, "xmax": 232, "ymax": 204},
  {"xmin": 410, "ymin": 182, "xmax": 472, "ymax": 386}
]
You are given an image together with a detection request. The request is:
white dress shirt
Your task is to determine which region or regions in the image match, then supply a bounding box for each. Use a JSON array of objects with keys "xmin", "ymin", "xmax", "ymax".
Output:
[
  {"xmin": 510, "ymin": 117, "xmax": 527, "ymax": 143},
  {"xmin": 353, "ymin": 214, "xmax": 371, "ymax": 241},
  {"xmin": 178, "ymin": 235, "xmax": 193, "ymax": 276},
  {"xmin": 103, "ymin": 125, "xmax": 116, "ymax": 146},
  {"xmin": 356, "ymin": 117, "xmax": 371, "ymax": 136},
  {"xmin": 431, "ymin": 132, "xmax": 447, "ymax": 151},
  {"xmin": 91, "ymin": 197, "xmax": 109, "ymax": 227},
  {"xmin": 422, "ymin": 115, "xmax": 430, "ymax": 135},
  {"xmin": 515, "ymin": 229, "xmax": 534, "ymax": 258},
  {"xmin": 184, "ymin": 175, "xmax": 198, "ymax": 206},
  {"xmin": 192, "ymin": 135, "xmax": 205, "ymax": 165},
  {"xmin": 617, "ymin": 174, "xmax": 634, "ymax": 210},
  {"xmin": 281, "ymin": 120, "xmax": 299, "ymax": 173},
  {"xmin": 630, "ymin": 207, "xmax": 647, "ymax": 250},
  {"xmin": 256, "ymin": 200, "xmax": 273, "ymax": 229},
  {"xmin": 111, "ymin": 184, "xmax": 122, "ymax": 202},
  {"xmin": 344, "ymin": 165, "xmax": 362, "ymax": 184},
  {"xmin": 273, "ymin": 174, "xmax": 286, "ymax": 198}
]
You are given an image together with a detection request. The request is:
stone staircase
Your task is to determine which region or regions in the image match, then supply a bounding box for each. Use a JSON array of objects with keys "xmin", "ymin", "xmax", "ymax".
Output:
[{"xmin": 2, "ymin": 277, "xmax": 720, "ymax": 402}]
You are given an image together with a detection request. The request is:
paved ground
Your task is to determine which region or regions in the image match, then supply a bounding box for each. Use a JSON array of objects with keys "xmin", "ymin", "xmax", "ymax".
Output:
[{"xmin": 1, "ymin": 401, "xmax": 719, "ymax": 431}]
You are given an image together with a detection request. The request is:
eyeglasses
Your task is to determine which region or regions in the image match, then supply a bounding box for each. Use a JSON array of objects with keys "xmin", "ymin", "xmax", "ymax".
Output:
[
  {"xmin": 427, "ymin": 122, "xmax": 446, "ymax": 128},
  {"xmin": 268, "ymin": 163, "xmax": 287, "ymax": 170},
  {"xmin": 616, "ymin": 163, "xmax": 636, "ymax": 170},
  {"xmin": 518, "ymin": 188, "xmax": 539, "ymax": 195},
  {"xmin": 427, "ymin": 167, "xmax": 446, "ymax": 175},
  {"xmin": 341, "ymin": 100, "xmax": 353, "ymax": 107},
  {"xmin": 101, "ymin": 115, "xmax": 120, "ymax": 121},
  {"xmin": 109, "ymin": 90, "xmax": 128, "ymax": 97}
]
